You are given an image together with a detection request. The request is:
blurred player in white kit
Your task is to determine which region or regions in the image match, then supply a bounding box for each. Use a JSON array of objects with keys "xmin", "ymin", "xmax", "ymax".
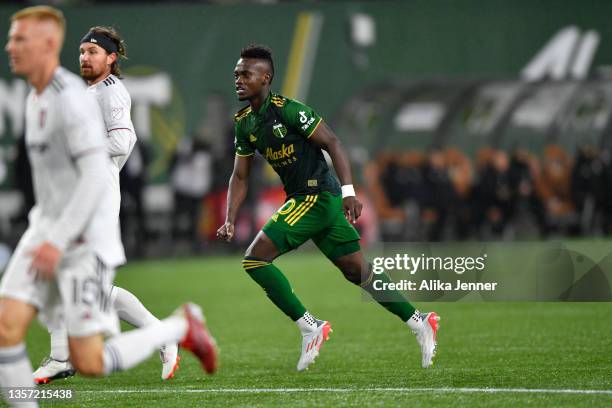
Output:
[
  {"xmin": 0, "ymin": 7, "xmax": 217, "ymax": 407},
  {"xmin": 32, "ymin": 25, "xmax": 181, "ymax": 384}
]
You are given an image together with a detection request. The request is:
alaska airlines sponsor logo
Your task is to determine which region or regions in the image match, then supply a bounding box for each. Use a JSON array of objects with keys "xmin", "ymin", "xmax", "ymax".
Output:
[{"xmin": 265, "ymin": 143, "xmax": 294, "ymax": 161}]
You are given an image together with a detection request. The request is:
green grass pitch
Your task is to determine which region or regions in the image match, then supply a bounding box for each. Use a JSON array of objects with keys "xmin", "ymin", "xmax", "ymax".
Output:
[{"xmin": 22, "ymin": 252, "xmax": 612, "ymax": 407}]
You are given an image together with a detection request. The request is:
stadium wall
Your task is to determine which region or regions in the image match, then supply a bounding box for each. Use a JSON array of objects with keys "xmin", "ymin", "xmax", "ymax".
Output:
[{"xmin": 1, "ymin": 0, "xmax": 612, "ymax": 188}]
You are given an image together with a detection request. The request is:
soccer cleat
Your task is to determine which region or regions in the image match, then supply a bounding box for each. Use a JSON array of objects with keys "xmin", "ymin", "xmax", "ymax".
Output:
[
  {"xmin": 296, "ymin": 320, "xmax": 332, "ymax": 371},
  {"xmin": 176, "ymin": 303, "xmax": 218, "ymax": 374},
  {"xmin": 160, "ymin": 343, "xmax": 180, "ymax": 380},
  {"xmin": 411, "ymin": 312, "xmax": 440, "ymax": 368},
  {"xmin": 32, "ymin": 357, "xmax": 76, "ymax": 384}
]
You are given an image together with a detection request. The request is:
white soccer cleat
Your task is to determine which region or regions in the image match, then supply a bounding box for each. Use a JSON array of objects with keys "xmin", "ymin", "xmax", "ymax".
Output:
[
  {"xmin": 411, "ymin": 312, "xmax": 440, "ymax": 368},
  {"xmin": 32, "ymin": 357, "xmax": 76, "ymax": 384},
  {"xmin": 160, "ymin": 343, "xmax": 180, "ymax": 380},
  {"xmin": 296, "ymin": 320, "xmax": 332, "ymax": 371}
]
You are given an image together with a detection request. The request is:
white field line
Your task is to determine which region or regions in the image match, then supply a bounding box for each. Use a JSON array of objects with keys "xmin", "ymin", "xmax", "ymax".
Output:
[{"xmin": 77, "ymin": 387, "xmax": 612, "ymax": 395}]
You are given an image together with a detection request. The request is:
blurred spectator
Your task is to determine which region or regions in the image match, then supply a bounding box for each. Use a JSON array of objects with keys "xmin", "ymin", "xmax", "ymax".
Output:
[
  {"xmin": 364, "ymin": 151, "xmax": 426, "ymax": 240},
  {"xmin": 596, "ymin": 148, "xmax": 612, "ymax": 234},
  {"xmin": 571, "ymin": 145, "xmax": 601, "ymax": 233},
  {"xmin": 534, "ymin": 144, "xmax": 575, "ymax": 233},
  {"xmin": 473, "ymin": 149, "xmax": 514, "ymax": 236},
  {"xmin": 170, "ymin": 137, "xmax": 212, "ymax": 244},
  {"xmin": 421, "ymin": 149, "xmax": 454, "ymax": 241},
  {"xmin": 508, "ymin": 148, "xmax": 547, "ymax": 236},
  {"xmin": 120, "ymin": 141, "xmax": 150, "ymax": 256},
  {"xmin": 444, "ymin": 148, "xmax": 473, "ymax": 239},
  {"xmin": 11, "ymin": 134, "xmax": 34, "ymax": 226}
]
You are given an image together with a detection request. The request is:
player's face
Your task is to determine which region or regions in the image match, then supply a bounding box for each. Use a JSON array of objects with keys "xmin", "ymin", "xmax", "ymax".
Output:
[
  {"xmin": 79, "ymin": 42, "xmax": 113, "ymax": 82},
  {"xmin": 234, "ymin": 58, "xmax": 270, "ymax": 101},
  {"xmin": 5, "ymin": 19, "xmax": 48, "ymax": 77}
]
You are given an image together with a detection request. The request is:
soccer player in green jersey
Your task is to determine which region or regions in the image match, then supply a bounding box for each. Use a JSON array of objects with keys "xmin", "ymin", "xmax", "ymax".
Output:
[{"xmin": 217, "ymin": 45, "xmax": 439, "ymax": 370}]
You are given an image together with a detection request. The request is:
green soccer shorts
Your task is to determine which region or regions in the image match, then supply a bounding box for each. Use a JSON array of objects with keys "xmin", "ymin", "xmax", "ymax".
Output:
[{"xmin": 262, "ymin": 191, "xmax": 361, "ymax": 260}]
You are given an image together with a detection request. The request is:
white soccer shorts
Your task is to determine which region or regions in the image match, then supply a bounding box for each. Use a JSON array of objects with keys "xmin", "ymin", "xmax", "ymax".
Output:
[{"xmin": 0, "ymin": 227, "xmax": 119, "ymax": 338}]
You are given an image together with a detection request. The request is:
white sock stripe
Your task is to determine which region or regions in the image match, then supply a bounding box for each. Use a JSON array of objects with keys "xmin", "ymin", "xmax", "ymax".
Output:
[
  {"xmin": 112, "ymin": 345, "xmax": 123, "ymax": 371},
  {"xmin": 104, "ymin": 344, "xmax": 122, "ymax": 373},
  {"xmin": 0, "ymin": 349, "xmax": 27, "ymax": 364}
]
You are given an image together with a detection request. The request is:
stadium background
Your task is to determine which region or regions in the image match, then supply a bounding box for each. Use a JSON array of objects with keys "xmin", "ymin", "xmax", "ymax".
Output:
[{"xmin": 0, "ymin": 1, "xmax": 610, "ymax": 407}]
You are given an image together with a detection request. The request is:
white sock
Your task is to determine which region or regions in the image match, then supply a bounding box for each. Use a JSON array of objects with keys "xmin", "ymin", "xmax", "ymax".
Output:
[
  {"xmin": 0, "ymin": 343, "xmax": 37, "ymax": 407},
  {"xmin": 406, "ymin": 310, "xmax": 422, "ymax": 331},
  {"xmin": 103, "ymin": 316, "xmax": 186, "ymax": 374},
  {"xmin": 296, "ymin": 311, "xmax": 318, "ymax": 335},
  {"xmin": 49, "ymin": 328, "xmax": 69, "ymax": 362},
  {"xmin": 111, "ymin": 286, "xmax": 160, "ymax": 328}
]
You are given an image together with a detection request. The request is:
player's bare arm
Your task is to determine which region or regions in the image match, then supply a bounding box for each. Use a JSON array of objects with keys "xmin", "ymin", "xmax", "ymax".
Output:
[
  {"xmin": 217, "ymin": 154, "xmax": 253, "ymax": 242},
  {"xmin": 309, "ymin": 122, "xmax": 363, "ymax": 223}
]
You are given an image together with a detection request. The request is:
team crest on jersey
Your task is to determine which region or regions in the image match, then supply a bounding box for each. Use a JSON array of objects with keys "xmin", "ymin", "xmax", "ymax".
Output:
[
  {"xmin": 111, "ymin": 107, "xmax": 124, "ymax": 120},
  {"xmin": 272, "ymin": 123, "xmax": 287, "ymax": 139},
  {"xmin": 249, "ymin": 134, "xmax": 257, "ymax": 142}
]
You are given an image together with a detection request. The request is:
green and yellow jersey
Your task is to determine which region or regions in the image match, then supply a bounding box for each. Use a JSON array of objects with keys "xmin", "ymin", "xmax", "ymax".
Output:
[{"xmin": 234, "ymin": 93, "xmax": 341, "ymax": 198}]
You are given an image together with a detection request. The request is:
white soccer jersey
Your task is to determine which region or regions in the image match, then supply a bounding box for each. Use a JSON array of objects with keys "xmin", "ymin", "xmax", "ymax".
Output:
[
  {"xmin": 88, "ymin": 74, "xmax": 136, "ymax": 171},
  {"xmin": 25, "ymin": 67, "xmax": 125, "ymax": 267},
  {"xmin": 87, "ymin": 74, "xmax": 137, "ymax": 243}
]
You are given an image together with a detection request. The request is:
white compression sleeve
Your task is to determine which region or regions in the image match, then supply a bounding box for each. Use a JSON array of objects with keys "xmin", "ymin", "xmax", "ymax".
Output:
[{"xmin": 107, "ymin": 128, "xmax": 136, "ymax": 170}]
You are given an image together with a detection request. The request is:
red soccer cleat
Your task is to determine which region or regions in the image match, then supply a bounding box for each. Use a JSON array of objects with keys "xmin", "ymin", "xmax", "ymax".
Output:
[{"xmin": 178, "ymin": 303, "xmax": 218, "ymax": 374}]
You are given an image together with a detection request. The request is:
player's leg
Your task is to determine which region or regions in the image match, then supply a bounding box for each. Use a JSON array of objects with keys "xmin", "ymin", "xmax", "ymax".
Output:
[
  {"xmin": 249, "ymin": 194, "xmax": 335, "ymax": 370},
  {"xmin": 332, "ymin": 251, "xmax": 439, "ymax": 368},
  {"xmin": 243, "ymin": 230, "xmax": 308, "ymax": 320},
  {"xmin": 32, "ymin": 326, "xmax": 75, "ymax": 384},
  {"xmin": 244, "ymin": 232, "xmax": 331, "ymax": 371},
  {"xmin": 333, "ymin": 250, "xmax": 419, "ymax": 320},
  {"xmin": 0, "ymin": 230, "xmax": 47, "ymax": 406},
  {"xmin": 110, "ymin": 286, "xmax": 179, "ymax": 379},
  {"xmin": 314, "ymin": 193, "xmax": 440, "ymax": 368},
  {"xmin": 61, "ymin": 253, "xmax": 217, "ymax": 377},
  {"xmin": 67, "ymin": 305, "xmax": 207, "ymax": 377},
  {"xmin": 34, "ymin": 284, "xmax": 180, "ymax": 382},
  {"xmin": 0, "ymin": 298, "xmax": 37, "ymax": 407}
]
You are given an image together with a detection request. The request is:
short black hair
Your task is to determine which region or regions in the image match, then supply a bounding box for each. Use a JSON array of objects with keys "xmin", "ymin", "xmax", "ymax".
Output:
[{"xmin": 240, "ymin": 44, "xmax": 274, "ymax": 83}]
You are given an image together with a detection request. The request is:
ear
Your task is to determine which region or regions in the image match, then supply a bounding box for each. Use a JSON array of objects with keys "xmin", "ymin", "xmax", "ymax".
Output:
[
  {"xmin": 106, "ymin": 52, "xmax": 118, "ymax": 66},
  {"xmin": 263, "ymin": 72, "xmax": 271, "ymax": 85},
  {"xmin": 45, "ymin": 36, "xmax": 58, "ymax": 54}
]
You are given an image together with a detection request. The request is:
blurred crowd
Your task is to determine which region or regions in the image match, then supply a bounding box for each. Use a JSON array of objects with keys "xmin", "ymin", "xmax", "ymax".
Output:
[
  {"xmin": 8, "ymin": 131, "xmax": 612, "ymax": 257},
  {"xmin": 365, "ymin": 144, "xmax": 612, "ymax": 241}
]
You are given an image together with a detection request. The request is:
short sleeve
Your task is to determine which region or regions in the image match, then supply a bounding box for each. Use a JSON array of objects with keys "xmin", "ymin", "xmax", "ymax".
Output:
[
  {"xmin": 60, "ymin": 89, "xmax": 106, "ymax": 158},
  {"xmin": 101, "ymin": 87, "xmax": 133, "ymax": 132},
  {"xmin": 234, "ymin": 122, "xmax": 255, "ymax": 156},
  {"xmin": 282, "ymin": 98, "xmax": 322, "ymax": 139}
]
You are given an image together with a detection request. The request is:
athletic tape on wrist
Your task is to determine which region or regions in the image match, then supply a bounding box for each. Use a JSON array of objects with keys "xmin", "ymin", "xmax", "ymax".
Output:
[{"xmin": 341, "ymin": 184, "xmax": 355, "ymax": 198}]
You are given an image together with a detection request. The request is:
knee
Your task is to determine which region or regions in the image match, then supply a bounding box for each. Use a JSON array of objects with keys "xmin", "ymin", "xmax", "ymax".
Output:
[
  {"xmin": 70, "ymin": 354, "xmax": 104, "ymax": 376},
  {"xmin": 339, "ymin": 259, "xmax": 365, "ymax": 285},
  {"xmin": 0, "ymin": 307, "xmax": 29, "ymax": 346},
  {"xmin": 0, "ymin": 318, "xmax": 23, "ymax": 346},
  {"xmin": 69, "ymin": 344, "xmax": 104, "ymax": 376},
  {"xmin": 242, "ymin": 256, "xmax": 271, "ymax": 273}
]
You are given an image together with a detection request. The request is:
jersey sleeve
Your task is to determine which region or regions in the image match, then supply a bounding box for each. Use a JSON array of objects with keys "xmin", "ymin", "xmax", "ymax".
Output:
[
  {"xmin": 100, "ymin": 86, "xmax": 133, "ymax": 132},
  {"xmin": 234, "ymin": 122, "xmax": 255, "ymax": 156},
  {"xmin": 282, "ymin": 98, "xmax": 323, "ymax": 139},
  {"xmin": 60, "ymin": 89, "xmax": 106, "ymax": 158}
]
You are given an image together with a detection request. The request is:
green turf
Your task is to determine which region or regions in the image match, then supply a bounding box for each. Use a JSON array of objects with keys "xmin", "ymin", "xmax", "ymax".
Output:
[{"xmin": 19, "ymin": 252, "xmax": 612, "ymax": 407}]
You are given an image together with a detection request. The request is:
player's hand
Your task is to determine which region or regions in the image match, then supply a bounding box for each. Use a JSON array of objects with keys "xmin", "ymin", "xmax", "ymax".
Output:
[
  {"xmin": 216, "ymin": 222, "xmax": 235, "ymax": 243},
  {"xmin": 343, "ymin": 196, "xmax": 363, "ymax": 224},
  {"xmin": 29, "ymin": 242, "xmax": 62, "ymax": 280}
]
